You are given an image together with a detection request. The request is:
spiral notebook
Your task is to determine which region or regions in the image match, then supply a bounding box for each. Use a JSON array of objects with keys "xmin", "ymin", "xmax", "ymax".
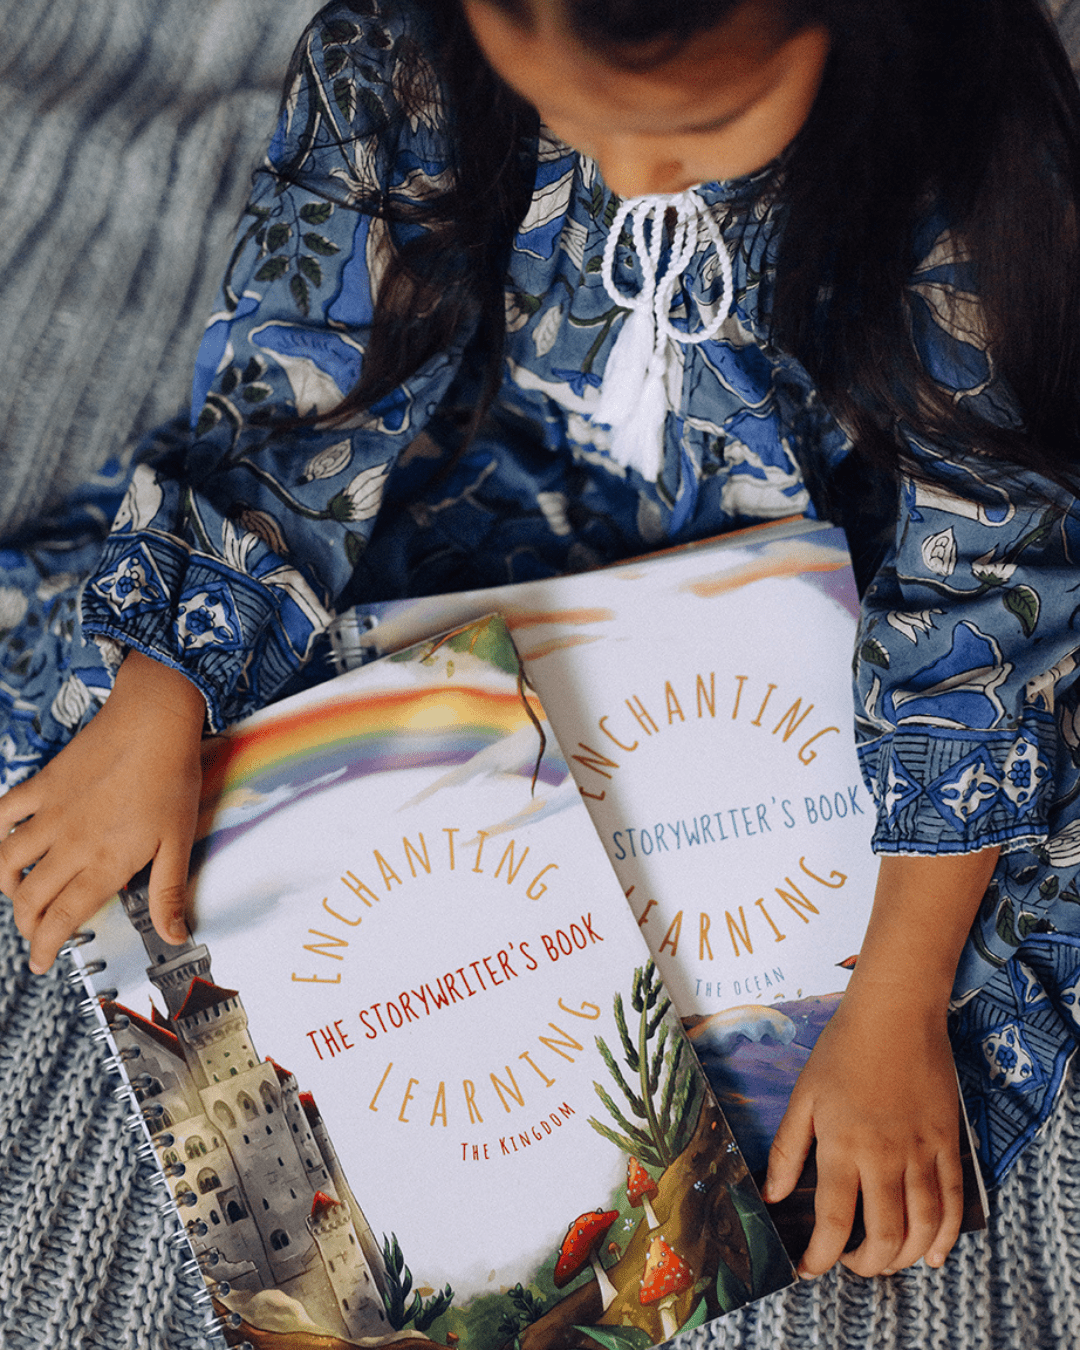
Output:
[{"xmin": 68, "ymin": 614, "xmax": 794, "ymax": 1350}]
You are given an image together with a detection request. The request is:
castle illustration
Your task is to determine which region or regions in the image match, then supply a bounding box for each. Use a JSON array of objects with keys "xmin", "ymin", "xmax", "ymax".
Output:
[{"xmin": 105, "ymin": 881, "xmax": 389, "ymax": 1342}]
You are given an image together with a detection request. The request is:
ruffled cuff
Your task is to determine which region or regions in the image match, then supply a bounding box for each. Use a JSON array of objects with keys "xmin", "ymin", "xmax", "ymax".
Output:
[
  {"xmin": 80, "ymin": 531, "xmax": 330, "ymax": 731},
  {"xmin": 858, "ymin": 711, "xmax": 1058, "ymax": 855}
]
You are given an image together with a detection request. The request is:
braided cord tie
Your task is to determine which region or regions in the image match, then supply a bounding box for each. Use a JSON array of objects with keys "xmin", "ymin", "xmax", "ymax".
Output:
[{"xmin": 594, "ymin": 190, "xmax": 734, "ymax": 481}]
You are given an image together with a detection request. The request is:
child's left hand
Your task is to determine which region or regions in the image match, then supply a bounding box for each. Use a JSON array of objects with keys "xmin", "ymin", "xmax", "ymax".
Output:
[{"xmin": 763, "ymin": 981, "xmax": 965, "ymax": 1278}]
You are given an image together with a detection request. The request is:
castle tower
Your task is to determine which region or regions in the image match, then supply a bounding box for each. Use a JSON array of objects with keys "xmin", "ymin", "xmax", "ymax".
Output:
[
  {"xmin": 301, "ymin": 1092, "xmax": 386, "ymax": 1290},
  {"xmin": 118, "ymin": 878, "xmax": 211, "ymax": 1017},
  {"xmin": 308, "ymin": 1192, "xmax": 386, "ymax": 1338},
  {"xmin": 116, "ymin": 874, "xmax": 388, "ymax": 1338}
]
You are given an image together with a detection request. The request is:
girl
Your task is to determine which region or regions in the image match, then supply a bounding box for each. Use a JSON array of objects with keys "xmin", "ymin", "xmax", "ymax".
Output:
[{"xmin": 2, "ymin": 0, "xmax": 1080, "ymax": 1289}]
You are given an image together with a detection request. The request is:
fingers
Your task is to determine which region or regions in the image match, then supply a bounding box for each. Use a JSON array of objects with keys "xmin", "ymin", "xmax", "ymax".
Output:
[
  {"xmin": 763, "ymin": 1097, "xmax": 814, "ymax": 1204},
  {"xmin": 0, "ymin": 812, "xmax": 49, "ymax": 900},
  {"xmin": 26, "ymin": 880, "xmax": 103, "ymax": 974},
  {"xmin": 0, "ymin": 775, "xmax": 43, "ymax": 837},
  {"xmin": 839, "ymin": 1166, "xmax": 907, "ymax": 1278},
  {"xmin": 798, "ymin": 1151, "xmax": 860, "ymax": 1277},
  {"xmin": 925, "ymin": 1148, "xmax": 965, "ymax": 1269},
  {"xmin": 833, "ymin": 1147, "xmax": 964, "ymax": 1279},
  {"xmin": 148, "ymin": 834, "xmax": 194, "ymax": 946}
]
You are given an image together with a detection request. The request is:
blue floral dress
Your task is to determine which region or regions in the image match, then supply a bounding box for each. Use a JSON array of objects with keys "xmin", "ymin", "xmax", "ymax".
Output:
[{"xmin": 3, "ymin": 0, "xmax": 1080, "ymax": 1188}]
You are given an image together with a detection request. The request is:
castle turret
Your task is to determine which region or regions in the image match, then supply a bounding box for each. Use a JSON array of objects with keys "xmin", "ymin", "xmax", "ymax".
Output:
[
  {"xmin": 116, "ymin": 875, "xmax": 388, "ymax": 1339},
  {"xmin": 308, "ymin": 1193, "xmax": 387, "ymax": 1337},
  {"xmin": 173, "ymin": 978, "xmax": 259, "ymax": 1090},
  {"xmin": 301, "ymin": 1091, "xmax": 386, "ymax": 1291},
  {"xmin": 119, "ymin": 878, "xmax": 212, "ymax": 1017}
]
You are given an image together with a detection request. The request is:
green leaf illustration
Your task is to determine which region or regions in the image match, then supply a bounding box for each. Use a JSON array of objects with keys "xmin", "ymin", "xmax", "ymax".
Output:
[
  {"xmin": 335, "ymin": 76, "xmax": 358, "ymax": 122},
  {"xmin": 240, "ymin": 383, "xmax": 273, "ymax": 404},
  {"xmin": 304, "ymin": 231, "xmax": 340, "ymax": 256},
  {"xmin": 357, "ymin": 85, "xmax": 389, "ymax": 129},
  {"xmin": 343, "ymin": 533, "xmax": 364, "ymax": 568},
  {"xmin": 729, "ymin": 1181, "xmax": 792, "ymax": 1297},
  {"xmin": 254, "ymin": 256, "xmax": 289, "ymax": 283},
  {"xmin": 300, "ymin": 201, "xmax": 334, "ymax": 225},
  {"xmin": 859, "ymin": 637, "xmax": 890, "ymax": 669},
  {"xmin": 596, "ymin": 1036, "xmax": 645, "ymax": 1116},
  {"xmin": 266, "ymin": 222, "xmax": 292, "ymax": 252},
  {"xmin": 324, "ymin": 47, "xmax": 347, "ymax": 79},
  {"xmin": 290, "ymin": 273, "xmax": 311, "ymax": 316},
  {"xmin": 322, "ymin": 17, "xmax": 360, "ymax": 44},
  {"xmin": 573, "ymin": 1326, "xmax": 653, "ymax": 1350},
  {"xmin": 1018, "ymin": 909, "xmax": 1047, "ymax": 939},
  {"xmin": 586, "ymin": 1115, "xmax": 663, "ymax": 1170},
  {"xmin": 298, "ymin": 255, "xmax": 324, "ymax": 287},
  {"xmin": 194, "ymin": 405, "xmax": 221, "ymax": 436},
  {"xmin": 995, "ymin": 897, "xmax": 1016, "ymax": 945},
  {"xmin": 681, "ymin": 1296, "xmax": 711, "ymax": 1334},
  {"xmin": 1003, "ymin": 585, "xmax": 1040, "ymax": 636}
]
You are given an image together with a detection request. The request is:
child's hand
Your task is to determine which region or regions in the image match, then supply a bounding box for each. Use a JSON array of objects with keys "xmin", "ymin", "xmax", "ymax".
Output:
[
  {"xmin": 761, "ymin": 847, "xmax": 1000, "ymax": 1279},
  {"xmin": 0, "ymin": 651, "xmax": 206, "ymax": 972},
  {"xmin": 763, "ymin": 986, "xmax": 965, "ymax": 1278}
]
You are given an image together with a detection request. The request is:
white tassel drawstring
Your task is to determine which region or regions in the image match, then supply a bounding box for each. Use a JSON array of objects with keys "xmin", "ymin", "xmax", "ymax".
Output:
[{"xmin": 594, "ymin": 191, "xmax": 734, "ymax": 481}]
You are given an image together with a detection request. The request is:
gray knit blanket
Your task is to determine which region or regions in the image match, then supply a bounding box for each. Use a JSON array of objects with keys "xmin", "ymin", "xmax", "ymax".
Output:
[{"xmin": 2, "ymin": 2, "xmax": 1080, "ymax": 1346}]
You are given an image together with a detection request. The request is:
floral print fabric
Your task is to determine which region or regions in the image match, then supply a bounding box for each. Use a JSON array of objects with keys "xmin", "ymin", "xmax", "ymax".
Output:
[{"xmin": 5, "ymin": 0, "xmax": 1080, "ymax": 1185}]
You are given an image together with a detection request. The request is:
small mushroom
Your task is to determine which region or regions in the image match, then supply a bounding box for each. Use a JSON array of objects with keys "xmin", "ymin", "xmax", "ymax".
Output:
[
  {"xmin": 607, "ymin": 1241, "xmax": 620, "ymax": 1258},
  {"xmin": 626, "ymin": 1157, "xmax": 661, "ymax": 1230},
  {"xmin": 446, "ymin": 1334, "xmax": 459, "ymax": 1347},
  {"xmin": 553, "ymin": 1209, "xmax": 620, "ymax": 1311},
  {"xmin": 639, "ymin": 1235, "xmax": 694, "ymax": 1339}
]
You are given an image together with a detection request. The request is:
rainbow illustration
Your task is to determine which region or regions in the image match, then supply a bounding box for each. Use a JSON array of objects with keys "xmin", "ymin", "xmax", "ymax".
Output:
[{"xmin": 194, "ymin": 679, "xmax": 559, "ymax": 859}]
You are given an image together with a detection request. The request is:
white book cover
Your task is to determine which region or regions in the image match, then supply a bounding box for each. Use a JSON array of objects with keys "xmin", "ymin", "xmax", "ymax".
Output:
[
  {"xmin": 333, "ymin": 520, "xmax": 879, "ymax": 1179},
  {"xmin": 70, "ymin": 615, "xmax": 795, "ymax": 1350}
]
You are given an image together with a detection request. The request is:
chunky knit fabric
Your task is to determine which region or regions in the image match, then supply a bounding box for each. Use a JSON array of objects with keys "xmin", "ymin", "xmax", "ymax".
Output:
[{"xmin": 3, "ymin": 1, "xmax": 1080, "ymax": 1347}]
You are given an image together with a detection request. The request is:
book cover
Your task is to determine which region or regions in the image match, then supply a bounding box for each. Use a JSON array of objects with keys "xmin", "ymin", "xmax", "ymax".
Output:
[
  {"xmin": 336, "ymin": 522, "xmax": 987, "ymax": 1246},
  {"xmin": 70, "ymin": 615, "xmax": 794, "ymax": 1349},
  {"xmin": 334, "ymin": 521, "xmax": 876, "ymax": 1177}
]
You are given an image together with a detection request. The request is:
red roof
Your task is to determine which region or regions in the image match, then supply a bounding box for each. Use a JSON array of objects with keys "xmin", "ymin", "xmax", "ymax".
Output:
[
  {"xmin": 310, "ymin": 1191, "xmax": 341, "ymax": 1220},
  {"xmin": 150, "ymin": 1004, "xmax": 172, "ymax": 1031},
  {"xmin": 267, "ymin": 1058, "xmax": 294, "ymax": 1084},
  {"xmin": 175, "ymin": 977, "xmax": 239, "ymax": 1022},
  {"xmin": 299, "ymin": 1092, "xmax": 321, "ymax": 1125},
  {"xmin": 103, "ymin": 1001, "xmax": 183, "ymax": 1059}
]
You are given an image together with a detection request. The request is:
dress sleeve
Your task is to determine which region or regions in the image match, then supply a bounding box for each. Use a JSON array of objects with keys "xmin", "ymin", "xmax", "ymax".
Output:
[
  {"xmin": 79, "ymin": 1, "xmax": 469, "ymax": 731},
  {"xmin": 853, "ymin": 225, "xmax": 1080, "ymax": 856}
]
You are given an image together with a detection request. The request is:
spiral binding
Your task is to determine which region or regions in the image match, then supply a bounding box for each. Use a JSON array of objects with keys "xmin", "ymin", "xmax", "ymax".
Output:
[{"xmin": 63, "ymin": 923, "xmax": 238, "ymax": 1350}]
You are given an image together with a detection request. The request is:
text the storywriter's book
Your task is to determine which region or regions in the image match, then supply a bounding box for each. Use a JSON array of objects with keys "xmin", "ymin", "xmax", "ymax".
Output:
[
  {"xmin": 330, "ymin": 519, "xmax": 988, "ymax": 1242},
  {"xmin": 70, "ymin": 615, "xmax": 795, "ymax": 1350}
]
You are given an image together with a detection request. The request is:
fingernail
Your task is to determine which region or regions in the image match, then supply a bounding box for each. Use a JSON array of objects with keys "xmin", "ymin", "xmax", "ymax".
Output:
[
  {"xmin": 881, "ymin": 1269, "xmax": 896, "ymax": 1278},
  {"xmin": 927, "ymin": 1252, "xmax": 945, "ymax": 1269},
  {"xmin": 168, "ymin": 920, "xmax": 189, "ymax": 943},
  {"xmin": 28, "ymin": 959, "xmax": 47, "ymax": 976}
]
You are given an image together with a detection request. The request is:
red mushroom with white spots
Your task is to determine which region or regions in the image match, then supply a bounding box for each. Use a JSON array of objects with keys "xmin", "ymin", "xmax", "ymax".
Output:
[
  {"xmin": 639, "ymin": 1235, "xmax": 695, "ymax": 1339},
  {"xmin": 626, "ymin": 1157, "xmax": 661, "ymax": 1230},
  {"xmin": 553, "ymin": 1209, "xmax": 620, "ymax": 1312}
]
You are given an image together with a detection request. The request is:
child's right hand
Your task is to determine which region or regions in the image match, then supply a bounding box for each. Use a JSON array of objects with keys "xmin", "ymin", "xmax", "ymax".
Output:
[{"xmin": 0, "ymin": 650, "xmax": 206, "ymax": 972}]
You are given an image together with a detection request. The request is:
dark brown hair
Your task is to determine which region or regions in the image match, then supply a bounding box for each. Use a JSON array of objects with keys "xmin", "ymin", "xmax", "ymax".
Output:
[{"xmin": 283, "ymin": 0, "xmax": 1080, "ymax": 513}]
